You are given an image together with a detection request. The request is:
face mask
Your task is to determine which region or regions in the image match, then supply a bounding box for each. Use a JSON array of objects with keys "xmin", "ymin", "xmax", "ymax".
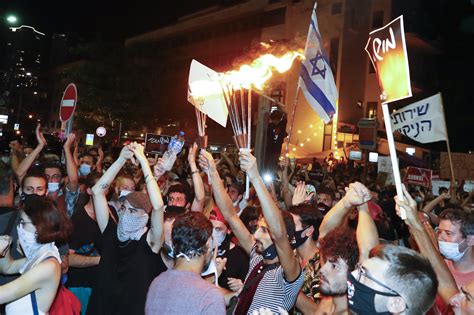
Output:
[
  {"xmin": 262, "ymin": 244, "xmax": 278, "ymax": 260},
  {"xmin": 201, "ymin": 253, "xmax": 219, "ymax": 286},
  {"xmin": 438, "ymin": 240, "xmax": 468, "ymax": 262},
  {"xmin": 118, "ymin": 190, "xmax": 132, "ymax": 200},
  {"xmin": 347, "ymin": 273, "xmax": 398, "ymax": 315},
  {"xmin": 117, "ymin": 212, "xmax": 149, "ymax": 242},
  {"xmin": 48, "ymin": 182, "xmax": 60, "ymax": 193},
  {"xmin": 317, "ymin": 202, "xmax": 331, "ymax": 214},
  {"xmin": 79, "ymin": 164, "xmax": 92, "ymax": 176},
  {"xmin": 415, "ymin": 196, "xmax": 423, "ymax": 204},
  {"xmin": 293, "ymin": 227, "xmax": 310, "ymax": 249},
  {"xmin": 212, "ymin": 229, "xmax": 227, "ymax": 248},
  {"xmin": 162, "ymin": 242, "xmax": 174, "ymax": 259},
  {"xmin": 17, "ymin": 224, "xmax": 43, "ymax": 260}
]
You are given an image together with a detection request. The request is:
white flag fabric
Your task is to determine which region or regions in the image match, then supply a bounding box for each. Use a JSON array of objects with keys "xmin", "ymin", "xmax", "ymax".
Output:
[
  {"xmin": 390, "ymin": 93, "xmax": 447, "ymax": 143},
  {"xmin": 187, "ymin": 60, "xmax": 228, "ymax": 127},
  {"xmin": 298, "ymin": 3, "xmax": 338, "ymax": 124}
]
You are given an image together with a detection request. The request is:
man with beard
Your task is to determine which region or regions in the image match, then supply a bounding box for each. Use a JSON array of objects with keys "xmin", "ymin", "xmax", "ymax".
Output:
[
  {"xmin": 316, "ymin": 186, "xmax": 335, "ymax": 215},
  {"xmin": 145, "ymin": 211, "xmax": 225, "ymax": 314},
  {"xmin": 200, "ymin": 150, "xmax": 303, "ymax": 314},
  {"xmin": 91, "ymin": 143, "xmax": 165, "ymax": 315}
]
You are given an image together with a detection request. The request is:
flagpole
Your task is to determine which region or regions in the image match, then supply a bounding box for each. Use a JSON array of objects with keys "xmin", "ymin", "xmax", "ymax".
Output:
[
  {"xmin": 439, "ymin": 93, "xmax": 456, "ymax": 201},
  {"xmin": 287, "ymin": 88, "xmax": 300, "ymax": 153},
  {"xmin": 381, "ymin": 95, "xmax": 406, "ymax": 219}
]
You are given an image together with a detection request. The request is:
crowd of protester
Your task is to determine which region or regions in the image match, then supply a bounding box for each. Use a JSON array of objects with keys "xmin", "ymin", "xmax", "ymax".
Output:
[{"xmin": 0, "ymin": 123, "xmax": 472, "ymax": 314}]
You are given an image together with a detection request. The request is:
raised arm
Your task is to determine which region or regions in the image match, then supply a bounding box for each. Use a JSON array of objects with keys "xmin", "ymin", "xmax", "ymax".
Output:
[
  {"xmin": 357, "ymin": 201, "xmax": 379, "ymax": 262},
  {"xmin": 239, "ymin": 151, "xmax": 301, "ymax": 282},
  {"xmin": 63, "ymin": 134, "xmax": 78, "ymax": 192},
  {"xmin": 95, "ymin": 147, "xmax": 104, "ymax": 174},
  {"xmin": 188, "ymin": 143, "xmax": 205, "ymax": 212},
  {"xmin": 395, "ymin": 185, "xmax": 458, "ymax": 304},
  {"xmin": 92, "ymin": 145, "xmax": 132, "ymax": 233},
  {"xmin": 199, "ymin": 150, "xmax": 254, "ymax": 255},
  {"xmin": 130, "ymin": 143, "xmax": 165, "ymax": 253},
  {"xmin": 15, "ymin": 124, "xmax": 46, "ymax": 183},
  {"xmin": 319, "ymin": 182, "xmax": 370, "ymax": 240},
  {"xmin": 220, "ymin": 151, "xmax": 237, "ymax": 177}
]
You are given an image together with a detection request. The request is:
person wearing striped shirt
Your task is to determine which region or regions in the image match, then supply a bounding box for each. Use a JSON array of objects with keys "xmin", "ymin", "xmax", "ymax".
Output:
[{"xmin": 199, "ymin": 150, "xmax": 304, "ymax": 314}]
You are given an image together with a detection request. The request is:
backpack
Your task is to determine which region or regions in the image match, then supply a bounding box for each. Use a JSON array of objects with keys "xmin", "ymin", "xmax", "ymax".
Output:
[{"xmin": 49, "ymin": 285, "xmax": 81, "ymax": 315}]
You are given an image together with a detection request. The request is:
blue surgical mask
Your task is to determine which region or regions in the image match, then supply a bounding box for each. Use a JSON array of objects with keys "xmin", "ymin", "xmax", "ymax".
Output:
[
  {"xmin": 79, "ymin": 164, "xmax": 92, "ymax": 176},
  {"xmin": 48, "ymin": 182, "xmax": 60, "ymax": 193}
]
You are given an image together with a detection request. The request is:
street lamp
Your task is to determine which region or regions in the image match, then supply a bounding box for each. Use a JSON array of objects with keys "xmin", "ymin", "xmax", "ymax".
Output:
[{"xmin": 6, "ymin": 15, "xmax": 18, "ymax": 24}]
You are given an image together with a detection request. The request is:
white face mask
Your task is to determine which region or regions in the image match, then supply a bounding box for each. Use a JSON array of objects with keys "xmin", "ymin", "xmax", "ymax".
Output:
[
  {"xmin": 201, "ymin": 257, "xmax": 218, "ymax": 286},
  {"xmin": 119, "ymin": 190, "xmax": 132, "ymax": 199},
  {"xmin": 438, "ymin": 239, "xmax": 468, "ymax": 262},
  {"xmin": 117, "ymin": 211, "xmax": 149, "ymax": 242},
  {"xmin": 212, "ymin": 229, "xmax": 227, "ymax": 248},
  {"xmin": 48, "ymin": 182, "xmax": 60, "ymax": 193},
  {"xmin": 17, "ymin": 224, "xmax": 42, "ymax": 260}
]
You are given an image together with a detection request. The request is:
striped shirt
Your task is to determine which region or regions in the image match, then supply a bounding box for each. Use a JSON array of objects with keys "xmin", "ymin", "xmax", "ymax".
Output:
[{"xmin": 243, "ymin": 244, "xmax": 304, "ymax": 314}]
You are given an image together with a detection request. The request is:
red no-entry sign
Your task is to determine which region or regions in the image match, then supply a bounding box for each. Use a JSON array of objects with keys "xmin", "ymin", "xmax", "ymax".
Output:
[{"xmin": 60, "ymin": 83, "xmax": 77, "ymax": 122}]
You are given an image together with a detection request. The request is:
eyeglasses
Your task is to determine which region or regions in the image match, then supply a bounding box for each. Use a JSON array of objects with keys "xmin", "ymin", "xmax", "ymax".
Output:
[{"xmin": 355, "ymin": 263, "xmax": 403, "ymax": 297}]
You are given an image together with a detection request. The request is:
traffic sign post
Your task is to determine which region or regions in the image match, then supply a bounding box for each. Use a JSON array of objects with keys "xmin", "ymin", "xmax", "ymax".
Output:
[
  {"xmin": 60, "ymin": 83, "xmax": 77, "ymax": 139},
  {"xmin": 59, "ymin": 83, "xmax": 77, "ymax": 164}
]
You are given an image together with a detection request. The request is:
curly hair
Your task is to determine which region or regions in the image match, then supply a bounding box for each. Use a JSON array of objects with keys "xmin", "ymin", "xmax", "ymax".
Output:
[
  {"xmin": 23, "ymin": 195, "xmax": 73, "ymax": 245},
  {"xmin": 168, "ymin": 183, "xmax": 193, "ymax": 204},
  {"xmin": 319, "ymin": 226, "xmax": 359, "ymax": 272},
  {"xmin": 439, "ymin": 208, "xmax": 473, "ymax": 237},
  {"xmin": 172, "ymin": 211, "xmax": 212, "ymax": 259}
]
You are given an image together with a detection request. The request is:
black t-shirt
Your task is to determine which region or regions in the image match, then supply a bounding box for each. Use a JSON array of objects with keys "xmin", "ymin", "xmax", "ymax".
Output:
[
  {"xmin": 218, "ymin": 238, "xmax": 249, "ymax": 291},
  {"xmin": 87, "ymin": 218, "xmax": 120, "ymax": 315},
  {"xmin": 87, "ymin": 217, "xmax": 167, "ymax": 315},
  {"xmin": 67, "ymin": 199, "xmax": 102, "ymax": 288},
  {"xmin": 116, "ymin": 231, "xmax": 167, "ymax": 315}
]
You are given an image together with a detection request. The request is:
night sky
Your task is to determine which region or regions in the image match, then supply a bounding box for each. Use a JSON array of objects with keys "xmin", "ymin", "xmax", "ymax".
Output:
[{"xmin": 2, "ymin": 0, "xmax": 473, "ymax": 152}]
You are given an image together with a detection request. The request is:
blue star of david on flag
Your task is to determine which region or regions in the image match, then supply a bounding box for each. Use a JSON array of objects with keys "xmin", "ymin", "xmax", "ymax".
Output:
[
  {"xmin": 310, "ymin": 51, "xmax": 326, "ymax": 79},
  {"xmin": 298, "ymin": 3, "xmax": 338, "ymax": 124}
]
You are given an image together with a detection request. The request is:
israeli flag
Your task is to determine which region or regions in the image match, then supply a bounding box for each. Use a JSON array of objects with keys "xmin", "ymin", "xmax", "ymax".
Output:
[{"xmin": 298, "ymin": 3, "xmax": 338, "ymax": 124}]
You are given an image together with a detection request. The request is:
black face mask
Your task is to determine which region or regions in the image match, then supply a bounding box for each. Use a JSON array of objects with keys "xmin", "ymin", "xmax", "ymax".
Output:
[
  {"xmin": 20, "ymin": 193, "xmax": 45, "ymax": 207},
  {"xmin": 293, "ymin": 226, "xmax": 310, "ymax": 249},
  {"xmin": 347, "ymin": 273, "xmax": 399, "ymax": 315},
  {"xmin": 317, "ymin": 202, "xmax": 331, "ymax": 214},
  {"xmin": 262, "ymin": 244, "xmax": 278, "ymax": 260}
]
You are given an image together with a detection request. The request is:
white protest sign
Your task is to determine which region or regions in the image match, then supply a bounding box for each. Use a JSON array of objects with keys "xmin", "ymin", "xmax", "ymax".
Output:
[
  {"xmin": 464, "ymin": 180, "xmax": 474, "ymax": 193},
  {"xmin": 390, "ymin": 93, "xmax": 447, "ymax": 143},
  {"xmin": 431, "ymin": 180, "xmax": 450, "ymax": 196},
  {"xmin": 187, "ymin": 60, "xmax": 228, "ymax": 127},
  {"xmin": 378, "ymin": 156, "xmax": 397, "ymax": 185}
]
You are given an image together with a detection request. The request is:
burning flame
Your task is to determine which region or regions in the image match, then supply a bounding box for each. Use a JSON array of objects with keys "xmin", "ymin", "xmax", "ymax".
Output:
[
  {"xmin": 220, "ymin": 51, "xmax": 304, "ymax": 90},
  {"xmin": 189, "ymin": 51, "xmax": 303, "ymax": 97}
]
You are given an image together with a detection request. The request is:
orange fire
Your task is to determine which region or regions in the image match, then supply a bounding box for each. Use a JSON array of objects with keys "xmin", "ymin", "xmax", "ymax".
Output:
[
  {"xmin": 189, "ymin": 51, "xmax": 303, "ymax": 97},
  {"xmin": 220, "ymin": 51, "xmax": 304, "ymax": 90}
]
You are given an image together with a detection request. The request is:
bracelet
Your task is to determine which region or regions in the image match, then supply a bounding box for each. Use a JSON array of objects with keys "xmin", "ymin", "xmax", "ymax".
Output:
[{"xmin": 191, "ymin": 170, "xmax": 199, "ymax": 175}]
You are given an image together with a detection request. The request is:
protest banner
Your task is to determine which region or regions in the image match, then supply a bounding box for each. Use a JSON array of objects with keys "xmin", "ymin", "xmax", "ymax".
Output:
[
  {"xmin": 440, "ymin": 152, "xmax": 474, "ymax": 181},
  {"xmin": 144, "ymin": 133, "xmax": 171, "ymax": 155},
  {"xmin": 365, "ymin": 15, "xmax": 411, "ymax": 218},
  {"xmin": 431, "ymin": 180, "xmax": 450, "ymax": 196},
  {"xmin": 378, "ymin": 156, "xmax": 397, "ymax": 185},
  {"xmin": 403, "ymin": 166, "xmax": 432, "ymax": 188},
  {"xmin": 390, "ymin": 93, "xmax": 447, "ymax": 143},
  {"xmin": 365, "ymin": 16, "xmax": 412, "ymax": 103}
]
